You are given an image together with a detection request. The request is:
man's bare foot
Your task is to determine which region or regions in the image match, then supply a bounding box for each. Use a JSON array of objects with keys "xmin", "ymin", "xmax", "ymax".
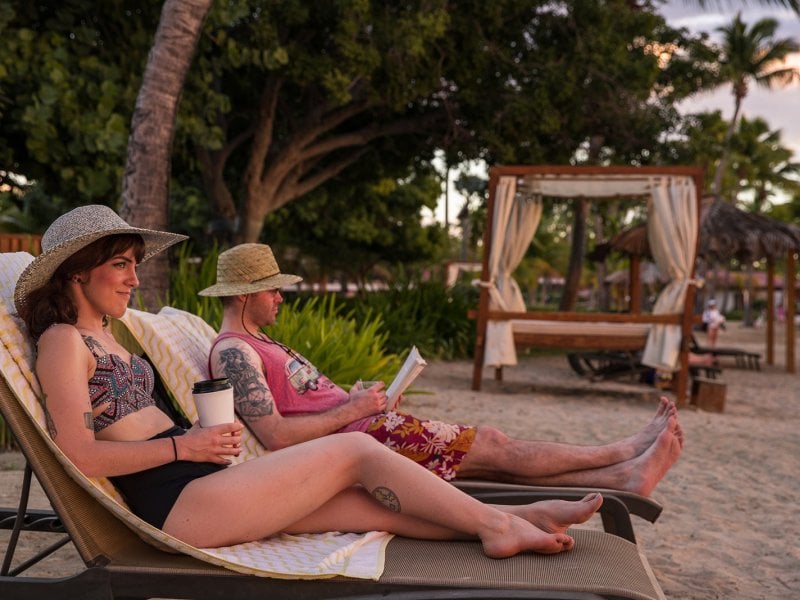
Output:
[
  {"xmin": 504, "ymin": 492, "xmax": 603, "ymax": 534},
  {"xmin": 621, "ymin": 396, "xmax": 676, "ymax": 458},
  {"xmin": 624, "ymin": 427, "xmax": 682, "ymax": 496},
  {"xmin": 671, "ymin": 416, "xmax": 685, "ymax": 449},
  {"xmin": 480, "ymin": 514, "xmax": 576, "ymax": 558}
]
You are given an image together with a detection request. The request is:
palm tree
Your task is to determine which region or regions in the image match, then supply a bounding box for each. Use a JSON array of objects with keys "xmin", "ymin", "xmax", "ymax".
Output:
[
  {"xmin": 729, "ymin": 116, "xmax": 800, "ymax": 213},
  {"xmin": 711, "ymin": 13, "xmax": 799, "ymax": 196}
]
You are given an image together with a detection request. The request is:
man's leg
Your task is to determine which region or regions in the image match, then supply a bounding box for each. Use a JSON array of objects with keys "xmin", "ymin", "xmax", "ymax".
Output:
[{"xmin": 455, "ymin": 398, "xmax": 682, "ymax": 495}]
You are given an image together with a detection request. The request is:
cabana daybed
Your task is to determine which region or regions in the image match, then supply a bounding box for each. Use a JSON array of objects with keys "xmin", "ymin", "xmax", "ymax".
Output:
[{"xmin": 471, "ymin": 165, "xmax": 704, "ymax": 406}]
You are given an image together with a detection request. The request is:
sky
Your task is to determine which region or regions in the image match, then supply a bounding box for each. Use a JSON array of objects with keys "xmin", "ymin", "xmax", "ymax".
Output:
[
  {"xmin": 429, "ymin": 1, "xmax": 800, "ymax": 227},
  {"xmin": 661, "ymin": 0, "xmax": 800, "ymax": 160}
]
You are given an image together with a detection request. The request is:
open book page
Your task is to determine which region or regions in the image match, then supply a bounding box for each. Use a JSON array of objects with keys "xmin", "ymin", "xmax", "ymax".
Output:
[{"xmin": 386, "ymin": 346, "xmax": 427, "ymax": 410}]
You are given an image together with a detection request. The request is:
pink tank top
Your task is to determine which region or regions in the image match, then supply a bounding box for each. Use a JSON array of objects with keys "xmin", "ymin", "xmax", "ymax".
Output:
[{"xmin": 209, "ymin": 332, "xmax": 372, "ymax": 432}]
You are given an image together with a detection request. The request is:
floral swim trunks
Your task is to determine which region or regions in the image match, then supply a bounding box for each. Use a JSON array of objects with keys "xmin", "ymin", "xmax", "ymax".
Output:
[{"xmin": 365, "ymin": 411, "xmax": 477, "ymax": 481}]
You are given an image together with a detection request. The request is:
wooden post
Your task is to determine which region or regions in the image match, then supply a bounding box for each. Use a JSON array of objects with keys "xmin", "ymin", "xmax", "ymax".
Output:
[
  {"xmin": 675, "ymin": 282, "xmax": 696, "ymax": 408},
  {"xmin": 629, "ymin": 254, "xmax": 641, "ymax": 314},
  {"xmin": 766, "ymin": 257, "xmax": 775, "ymax": 365},
  {"xmin": 675, "ymin": 171, "xmax": 705, "ymax": 408},
  {"xmin": 471, "ymin": 169, "xmax": 499, "ymax": 391},
  {"xmin": 786, "ymin": 250, "xmax": 796, "ymax": 374}
]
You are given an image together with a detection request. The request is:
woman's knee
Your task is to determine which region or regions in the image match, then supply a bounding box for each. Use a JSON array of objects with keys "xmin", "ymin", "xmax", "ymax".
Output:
[{"xmin": 337, "ymin": 431, "xmax": 386, "ymax": 456}]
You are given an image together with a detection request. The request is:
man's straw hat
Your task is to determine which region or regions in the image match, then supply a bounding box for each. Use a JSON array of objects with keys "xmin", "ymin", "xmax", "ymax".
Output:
[
  {"xmin": 14, "ymin": 204, "xmax": 187, "ymax": 313},
  {"xmin": 198, "ymin": 243, "xmax": 302, "ymax": 297}
]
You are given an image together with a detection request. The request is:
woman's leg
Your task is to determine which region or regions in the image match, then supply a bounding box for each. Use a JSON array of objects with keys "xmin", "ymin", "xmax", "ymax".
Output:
[{"xmin": 164, "ymin": 432, "xmax": 601, "ymax": 557}]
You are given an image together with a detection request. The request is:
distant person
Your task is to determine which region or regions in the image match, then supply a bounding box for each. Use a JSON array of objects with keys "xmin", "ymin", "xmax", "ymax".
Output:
[
  {"xmin": 702, "ymin": 299, "xmax": 726, "ymax": 347},
  {"xmin": 204, "ymin": 243, "xmax": 683, "ymax": 497},
  {"xmin": 776, "ymin": 302, "xmax": 786, "ymax": 323}
]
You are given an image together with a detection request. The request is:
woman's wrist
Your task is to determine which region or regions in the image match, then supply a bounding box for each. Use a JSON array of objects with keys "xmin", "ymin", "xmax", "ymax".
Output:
[{"xmin": 169, "ymin": 436, "xmax": 178, "ymax": 462}]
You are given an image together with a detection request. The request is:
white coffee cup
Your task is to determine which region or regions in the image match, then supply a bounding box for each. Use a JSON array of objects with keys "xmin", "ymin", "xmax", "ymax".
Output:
[{"xmin": 192, "ymin": 378, "xmax": 234, "ymax": 427}]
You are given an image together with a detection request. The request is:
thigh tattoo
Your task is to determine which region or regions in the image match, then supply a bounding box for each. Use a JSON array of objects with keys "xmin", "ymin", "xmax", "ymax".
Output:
[{"xmin": 371, "ymin": 486, "xmax": 401, "ymax": 512}]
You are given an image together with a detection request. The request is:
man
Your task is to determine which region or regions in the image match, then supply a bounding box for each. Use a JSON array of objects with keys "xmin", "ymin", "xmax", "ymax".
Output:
[{"xmin": 202, "ymin": 244, "xmax": 683, "ymax": 495}]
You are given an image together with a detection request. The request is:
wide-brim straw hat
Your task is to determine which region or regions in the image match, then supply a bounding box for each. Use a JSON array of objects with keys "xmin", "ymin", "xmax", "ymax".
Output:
[
  {"xmin": 14, "ymin": 204, "xmax": 188, "ymax": 313},
  {"xmin": 198, "ymin": 243, "xmax": 302, "ymax": 297}
]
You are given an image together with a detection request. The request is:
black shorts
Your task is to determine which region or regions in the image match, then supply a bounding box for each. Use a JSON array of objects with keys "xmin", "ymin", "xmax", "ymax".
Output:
[{"xmin": 110, "ymin": 426, "xmax": 226, "ymax": 529}]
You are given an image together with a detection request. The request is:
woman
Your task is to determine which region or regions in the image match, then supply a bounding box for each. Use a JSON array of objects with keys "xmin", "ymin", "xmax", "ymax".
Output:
[{"xmin": 15, "ymin": 205, "xmax": 602, "ymax": 557}]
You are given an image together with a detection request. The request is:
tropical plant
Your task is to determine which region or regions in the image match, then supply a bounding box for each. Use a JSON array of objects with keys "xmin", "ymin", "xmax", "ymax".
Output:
[
  {"xmin": 728, "ymin": 116, "xmax": 800, "ymax": 212},
  {"xmin": 341, "ymin": 274, "xmax": 478, "ymax": 361},
  {"xmin": 163, "ymin": 243, "xmax": 223, "ymax": 327},
  {"xmin": 710, "ymin": 13, "xmax": 800, "ymax": 196},
  {"xmin": 268, "ymin": 295, "xmax": 401, "ymax": 387}
]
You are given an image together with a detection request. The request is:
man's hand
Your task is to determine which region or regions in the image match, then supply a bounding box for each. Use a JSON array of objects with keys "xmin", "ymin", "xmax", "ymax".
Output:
[{"xmin": 348, "ymin": 381, "xmax": 388, "ymax": 416}]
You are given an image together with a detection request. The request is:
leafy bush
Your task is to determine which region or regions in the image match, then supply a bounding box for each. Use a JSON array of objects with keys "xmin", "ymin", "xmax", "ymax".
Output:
[
  {"xmin": 165, "ymin": 244, "xmax": 223, "ymax": 329},
  {"xmin": 342, "ymin": 275, "xmax": 477, "ymax": 360},
  {"xmin": 270, "ymin": 295, "xmax": 401, "ymax": 386}
]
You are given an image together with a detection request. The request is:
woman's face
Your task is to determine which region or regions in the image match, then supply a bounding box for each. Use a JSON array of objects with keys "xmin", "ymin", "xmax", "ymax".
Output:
[{"xmin": 78, "ymin": 247, "xmax": 140, "ymax": 319}]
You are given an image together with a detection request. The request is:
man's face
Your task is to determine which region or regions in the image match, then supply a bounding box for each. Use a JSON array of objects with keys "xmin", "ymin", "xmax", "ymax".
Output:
[{"xmin": 247, "ymin": 288, "xmax": 283, "ymax": 327}]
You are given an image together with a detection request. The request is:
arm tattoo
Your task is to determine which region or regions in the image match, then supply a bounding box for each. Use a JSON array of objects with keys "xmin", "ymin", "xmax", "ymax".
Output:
[
  {"xmin": 371, "ymin": 487, "xmax": 401, "ymax": 513},
  {"xmin": 219, "ymin": 347, "xmax": 274, "ymax": 419},
  {"xmin": 83, "ymin": 412, "xmax": 93, "ymax": 430}
]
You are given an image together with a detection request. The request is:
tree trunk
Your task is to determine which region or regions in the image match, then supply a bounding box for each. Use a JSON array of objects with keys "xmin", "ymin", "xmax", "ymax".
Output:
[
  {"xmin": 561, "ymin": 135, "xmax": 603, "ymax": 311},
  {"xmin": 593, "ymin": 212, "xmax": 609, "ymax": 311},
  {"xmin": 560, "ymin": 198, "xmax": 589, "ymax": 311},
  {"xmin": 743, "ymin": 262, "xmax": 755, "ymax": 327},
  {"xmin": 712, "ymin": 93, "xmax": 744, "ymax": 197},
  {"xmin": 120, "ymin": 0, "xmax": 214, "ymax": 310}
]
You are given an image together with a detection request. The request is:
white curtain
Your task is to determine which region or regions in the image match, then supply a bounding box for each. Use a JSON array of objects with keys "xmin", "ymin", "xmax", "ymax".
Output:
[
  {"xmin": 641, "ymin": 176, "xmax": 698, "ymax": 371},
  {"xmin": 483, "ymin": 176, "xmax": 543, "ymax": 367}
]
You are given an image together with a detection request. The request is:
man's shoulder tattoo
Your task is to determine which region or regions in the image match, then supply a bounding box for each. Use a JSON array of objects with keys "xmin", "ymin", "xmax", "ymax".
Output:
[{"xmin": 219, "ymin": 347, "xmax": 274, "ymax": 418}]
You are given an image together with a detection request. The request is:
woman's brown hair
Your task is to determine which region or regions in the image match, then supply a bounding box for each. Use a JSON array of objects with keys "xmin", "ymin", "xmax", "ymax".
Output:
[{"xmin": 22, "ymin": 234, "xmax": 145, "ymax": 339}]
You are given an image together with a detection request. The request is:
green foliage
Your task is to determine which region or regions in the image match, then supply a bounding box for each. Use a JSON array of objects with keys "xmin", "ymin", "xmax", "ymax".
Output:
[
  {"xmin": 0, "ymin": 2, "xmax": 158, "ymax": 212},
  {"xmin": 164, "ymin": 244, "xmax": 224, "ymax": 328},
  {"xmin": 342, "ymin": 275, "xmax": 478, "ymax": 360},
  {"xmin": 269, "ymin": 295, "xmax": 401, "ymax": 387},
  {"xmin": 263, "ymin": 157, "xmax": 449, "ymax": 282},
  {"xmin": 0, "ymin": 414, "xmax": 14, "ymax": 450}
]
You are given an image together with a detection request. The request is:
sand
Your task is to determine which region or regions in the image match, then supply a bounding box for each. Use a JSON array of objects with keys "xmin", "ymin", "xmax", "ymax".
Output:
[{"xmin": 2, "ymin": 321, "xmax": 799, "ymax": 597}]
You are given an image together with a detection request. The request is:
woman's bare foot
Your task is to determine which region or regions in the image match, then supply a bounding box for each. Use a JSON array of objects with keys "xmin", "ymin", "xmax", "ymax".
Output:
[
  {"xmin": 503, "ymin": 492, "xmax": 603, "ymax": 534},
  {"xmin": 480, "ymin": 513, "xmax": 576, "ymax": 558}
]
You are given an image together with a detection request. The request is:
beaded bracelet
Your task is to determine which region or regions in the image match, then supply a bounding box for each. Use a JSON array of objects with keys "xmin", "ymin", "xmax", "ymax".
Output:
[{"xmin": 170, "ymin": 436, "xmax": 178, "ymax": 462}]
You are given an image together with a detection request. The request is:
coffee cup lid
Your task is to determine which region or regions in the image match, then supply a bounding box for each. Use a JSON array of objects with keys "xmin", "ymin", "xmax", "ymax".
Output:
[{"xmin": 192, "ymin": 378, "xmax": 231, "ymax": 394}]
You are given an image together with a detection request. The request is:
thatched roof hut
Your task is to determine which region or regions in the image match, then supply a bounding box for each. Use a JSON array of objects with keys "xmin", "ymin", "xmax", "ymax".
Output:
[
  {"xmin": 699, "ymin": 198, "xmax": 800, "ymax": 262},
  {"xmin": 588, "ymin": 198, "xmax": 800, "ymax": 263}
]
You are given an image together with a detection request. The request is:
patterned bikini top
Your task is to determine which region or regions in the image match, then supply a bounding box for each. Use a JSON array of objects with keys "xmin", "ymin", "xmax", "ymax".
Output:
[{"xmin": 84, "ymin": 337, "xmax": 156, "ymax": 432}]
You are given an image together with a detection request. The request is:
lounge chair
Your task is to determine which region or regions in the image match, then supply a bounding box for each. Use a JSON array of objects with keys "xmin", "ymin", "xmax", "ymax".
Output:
[
  {"xmin": 690, "ymin": 335, "xmax": 761, "ymax": 370},
  {"xmin": 1, "ymin": 252, "xmax": 667, "ymax": 599},
  {"xmin": 566, "ymin": 349, "xmax": 722, "ymax": 383}
]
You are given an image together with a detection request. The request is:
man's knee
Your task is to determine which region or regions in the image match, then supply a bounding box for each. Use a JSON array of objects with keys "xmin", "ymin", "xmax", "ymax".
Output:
[{"xmin": 473, "ymin": 426, "xmax": 510, "ymax": 450}]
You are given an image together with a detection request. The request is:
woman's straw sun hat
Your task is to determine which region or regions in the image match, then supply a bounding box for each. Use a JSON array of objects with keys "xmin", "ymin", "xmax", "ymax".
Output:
[
  {"xmin": 14, "ymin": 204, "xmax": 187, "ymax": 313},
  {"xmin": 198, "ymin": 243, "xmax": 302, "ymax": 297}
]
